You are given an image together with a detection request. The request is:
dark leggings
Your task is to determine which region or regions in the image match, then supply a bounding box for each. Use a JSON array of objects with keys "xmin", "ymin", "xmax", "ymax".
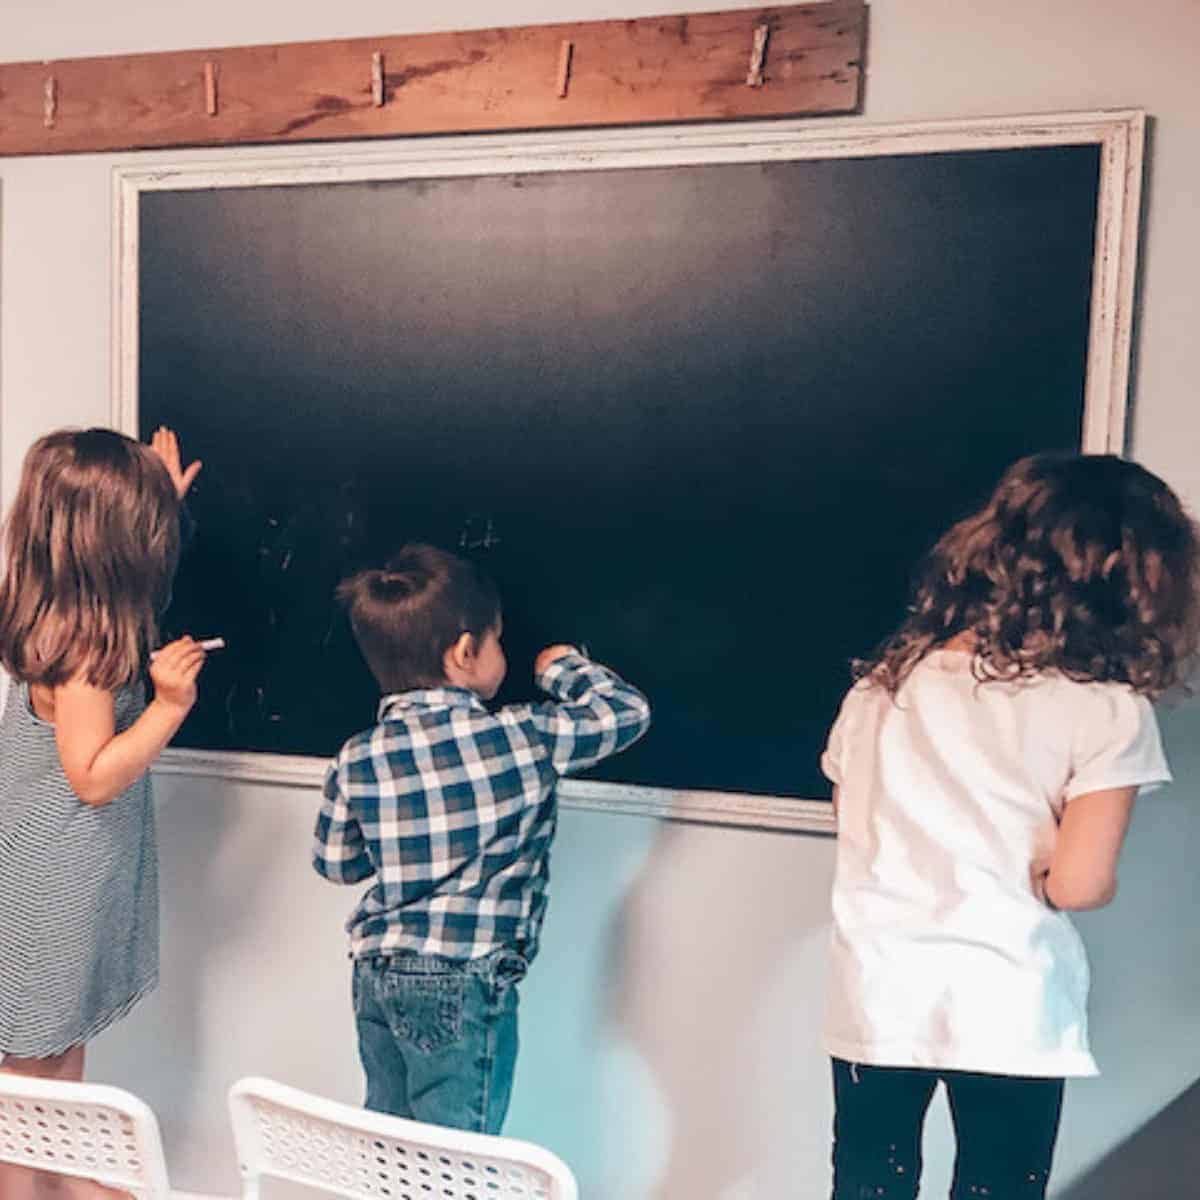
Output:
[{"xmin": 831, "ymin": 1058, "xmax": 1064, "ymax": 1200}]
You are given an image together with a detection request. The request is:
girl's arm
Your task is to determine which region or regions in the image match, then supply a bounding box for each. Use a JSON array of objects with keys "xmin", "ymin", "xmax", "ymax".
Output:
[
  {"xmin": 1040, "ymin": 689, "xmax": 1168, "ymax": 911},
  {"xmin": 1038, "ymin": 786, "xmax": 1137, "ymax": 911},
  {"xmin": 54, "ymin": 638, "xmax": 206, "ymax": 807}
]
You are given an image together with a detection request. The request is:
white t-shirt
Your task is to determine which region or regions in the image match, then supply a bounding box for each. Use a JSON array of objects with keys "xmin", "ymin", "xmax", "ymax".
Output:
[{"xmin": 821, "ymin": 649, "xmax": 1171, "ymax": 1078}]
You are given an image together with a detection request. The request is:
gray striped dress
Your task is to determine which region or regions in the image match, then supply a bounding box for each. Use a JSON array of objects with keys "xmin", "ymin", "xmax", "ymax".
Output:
[{"xmin": 0, "ymin": 678, "xmax": 158, "ymax": 1057}]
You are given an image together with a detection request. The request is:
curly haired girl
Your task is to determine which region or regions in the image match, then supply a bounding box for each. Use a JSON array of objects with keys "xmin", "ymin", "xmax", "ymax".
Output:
[{"xmin": 821, "ymin": 452, "xmax": 1200, "ymax": 1200}]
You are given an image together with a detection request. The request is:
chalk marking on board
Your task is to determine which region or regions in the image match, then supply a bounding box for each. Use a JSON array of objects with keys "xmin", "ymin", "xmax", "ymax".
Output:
[
  {"xmin": 555, "ymin": 40, "xmax": 574, "ymax": 99},
  {"xmin": 746, "ymin": 23, "xmax": 770, "ymax": 88},
  {"xmin": 43, "ymin": 75, "xmax": 57, "ymax": 128},
  {"xmin": 459, "ymin": 514, "xmax": 502, "ymax": 552}
]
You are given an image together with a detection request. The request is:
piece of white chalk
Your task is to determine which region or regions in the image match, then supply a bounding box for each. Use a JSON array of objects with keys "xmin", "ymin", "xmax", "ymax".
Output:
[{"xmin": 151, "ymin": 636, "xmax": 225, "ymax": 660}]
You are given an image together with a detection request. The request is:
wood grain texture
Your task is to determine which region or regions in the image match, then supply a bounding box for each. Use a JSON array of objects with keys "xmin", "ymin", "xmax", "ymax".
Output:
[{"xmin": 0, "ymin": 4, "xmax": 866, "ymax": 156}]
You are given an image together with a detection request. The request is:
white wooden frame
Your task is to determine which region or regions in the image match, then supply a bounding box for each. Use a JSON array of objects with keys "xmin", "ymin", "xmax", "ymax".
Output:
[{"xmin": 112, "ymin": 108, "xmax": 1145, "ymax": 835}]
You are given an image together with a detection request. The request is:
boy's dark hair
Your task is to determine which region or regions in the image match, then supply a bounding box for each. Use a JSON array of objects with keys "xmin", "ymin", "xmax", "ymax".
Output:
[
  {"xmin": 857, "ymin": 453, "xmax": 1200, "ymax": 697},
  {"xmin": 337, "ymin": 543, "xmax": 501, "ymax": 693}
]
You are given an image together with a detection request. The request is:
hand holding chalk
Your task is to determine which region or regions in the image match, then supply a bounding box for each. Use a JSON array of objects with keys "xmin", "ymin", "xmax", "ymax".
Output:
[
  {"xmin": 149, "ymin": 636, "xmax": 215, "ymax": 715},
  {"xmin": 534, "ymin": 644, "xmax": 579, "ymax": 676},
  {"xmin": 150, "ymin": 637, "xmax": 224, "ymax": 660}
]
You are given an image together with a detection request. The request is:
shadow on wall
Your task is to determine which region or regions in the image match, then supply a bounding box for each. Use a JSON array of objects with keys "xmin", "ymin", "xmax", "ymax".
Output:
[
  {"xmin": 1058, "ymin": 1077, "xmax": 1200, "ymax": 1199},
  {"xmin": 89, "ymin": 776, "xmax": 276, "ymax": 1151},
  {"xmin": 604, "ymin": 819, "xmax": 836, "ymax": 1200},
  {"xmin": 84, "ymin": 771, "xmax": 364, "ymax": 1195},
  {"xmin": 1051, "ymin": 698, "xmax": 1200, "ymax": 1195}
]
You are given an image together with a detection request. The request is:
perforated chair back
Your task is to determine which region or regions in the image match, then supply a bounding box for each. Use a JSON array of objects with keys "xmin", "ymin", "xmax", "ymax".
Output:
[
  {"xmin": 0, "ymin": 1070, "xmax": 173, "ymax": 1198},
  {"xmin": 228, "ymin": 1076, "xmax": 579, "ymax": 1200}
]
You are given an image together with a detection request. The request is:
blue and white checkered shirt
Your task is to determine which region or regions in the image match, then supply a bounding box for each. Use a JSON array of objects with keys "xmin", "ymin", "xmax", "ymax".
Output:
[{"xmin": 313, "ymin": 652, "xmax": 650, "ymax": 962}]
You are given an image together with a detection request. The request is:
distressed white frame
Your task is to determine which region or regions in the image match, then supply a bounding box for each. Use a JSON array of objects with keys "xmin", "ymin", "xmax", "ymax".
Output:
[{"xmin": 112, "ymin": 108, "xmax": 1145, "ymax": 835}]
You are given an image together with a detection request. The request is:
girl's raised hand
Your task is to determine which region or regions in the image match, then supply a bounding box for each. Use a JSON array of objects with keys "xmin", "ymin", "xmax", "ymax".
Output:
[
  {"xmin": 149, "ymin": 636, "xmax": 207, "ymax": 714},
  {"xmin": 150, "ymin": 426, "xmax": 202, "ymax": 499}
]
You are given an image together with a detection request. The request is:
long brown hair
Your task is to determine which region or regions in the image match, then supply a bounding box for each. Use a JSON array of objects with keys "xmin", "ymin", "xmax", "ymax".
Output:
[
  {"xmin": 0, "ymin": 428, "xmax": 180, "ymax": 690},
  {"xmin": 857, "ymin": 453, "xmax": 1200, "ymax": 697}
]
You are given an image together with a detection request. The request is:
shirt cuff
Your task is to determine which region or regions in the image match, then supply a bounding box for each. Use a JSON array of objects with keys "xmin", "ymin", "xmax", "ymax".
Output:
[
  {"xmin": 536, "ymin": 650, "xmax": 601, "ymax": 695},
  {"xmin": 1064, "ymin": 770, "xmax": 1173, "ymax": 801}
]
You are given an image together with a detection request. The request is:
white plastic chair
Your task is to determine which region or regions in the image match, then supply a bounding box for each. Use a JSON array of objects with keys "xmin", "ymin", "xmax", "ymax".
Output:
[
  {"xmin": 228, "ymin": 1076, "xmax": 579, "ymax": 1200},
  {"xmin": 0, "ymin": 1071, "xmax": 226, "ymax": 1199}
]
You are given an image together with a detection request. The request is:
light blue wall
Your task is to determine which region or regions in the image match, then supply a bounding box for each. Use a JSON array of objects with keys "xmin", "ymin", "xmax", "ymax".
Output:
[{"xmin": 85, "ymin": 781, "xmax": 834, "ymax": 1197}]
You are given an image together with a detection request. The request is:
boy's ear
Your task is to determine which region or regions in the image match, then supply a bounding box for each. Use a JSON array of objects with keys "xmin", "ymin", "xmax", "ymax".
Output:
[{"xmin": 445, "ymin": 632, "xmax": 477, "ymax": 674}]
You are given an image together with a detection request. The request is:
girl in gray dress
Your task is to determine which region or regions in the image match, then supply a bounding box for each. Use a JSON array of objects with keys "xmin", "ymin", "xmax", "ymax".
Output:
[{"xmin": 0, "ymin": 427, "xmax": 208, "ymax": 1200}]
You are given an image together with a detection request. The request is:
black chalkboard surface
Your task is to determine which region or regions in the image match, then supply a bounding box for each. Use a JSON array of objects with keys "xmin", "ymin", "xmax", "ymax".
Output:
[{"xmin": 139, "ymin": 143, "xmax": 1100, "ymax": 800}]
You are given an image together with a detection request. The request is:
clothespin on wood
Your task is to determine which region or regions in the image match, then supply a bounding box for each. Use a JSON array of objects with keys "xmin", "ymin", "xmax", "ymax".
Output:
[
  {"xmin": 372, "ymin": 51, "xmax": 386, "ymax": 107},
  {"xmin": 555, "ymin": 40, "xmax": 574, "ymax": 99},
  {"xmin": 204, "ymin": 61, "xmax": 219, "ymax": 116},
  {"xmin": 43, "ymin": 75, "xmax": 57, "ymax": 128},
  {"xmin": 746, "ymin": 23, "xmax": 770, "ymax": 87}
]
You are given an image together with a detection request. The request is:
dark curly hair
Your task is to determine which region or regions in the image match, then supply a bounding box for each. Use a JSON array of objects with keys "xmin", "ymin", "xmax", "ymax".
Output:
[{"xmin": 857, "ymin": 453, "xmax": 1200, "ymax": 697}]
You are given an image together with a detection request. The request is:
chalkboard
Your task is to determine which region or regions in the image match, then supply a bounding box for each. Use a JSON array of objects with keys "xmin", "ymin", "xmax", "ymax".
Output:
[{"xmin": 133, "ymin": 125, "xmax": 1121, "ymax": 802}]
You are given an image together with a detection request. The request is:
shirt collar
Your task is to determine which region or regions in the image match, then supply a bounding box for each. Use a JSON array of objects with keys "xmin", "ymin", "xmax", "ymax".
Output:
[{"xmin": 378, "ymin": 687, "xmax": 488, "ymax": 721}]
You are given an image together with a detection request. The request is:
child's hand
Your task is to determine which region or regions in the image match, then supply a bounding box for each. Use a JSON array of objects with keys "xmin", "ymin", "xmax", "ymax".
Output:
[
  {"xmin": 534, "ymin": 644, "xmax": 579, "ymax": 676},
  {"xmin": 150, "ymin": 637, "xmax": 207, "ymax": 713},
  {"xmin": 150, "ymin": 426, "xmax": 203, "ymax": 499}
]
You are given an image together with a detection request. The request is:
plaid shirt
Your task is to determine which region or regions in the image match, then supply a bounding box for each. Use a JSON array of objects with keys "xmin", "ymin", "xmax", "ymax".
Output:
[{"xmin": 312, "ymin": 652, "xmax": 650, "ymax": 962}]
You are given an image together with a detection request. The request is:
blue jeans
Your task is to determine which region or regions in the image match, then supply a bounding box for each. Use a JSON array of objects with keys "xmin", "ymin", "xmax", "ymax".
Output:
[{"xmin": 353, "ymin": 949, "xmax": 527, "ymax": 1134}]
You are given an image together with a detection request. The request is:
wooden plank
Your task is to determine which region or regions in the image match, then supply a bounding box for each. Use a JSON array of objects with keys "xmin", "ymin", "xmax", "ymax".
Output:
[{"xmin": 0, "ymin": 4, "xmax": 866, "ymax": 157}]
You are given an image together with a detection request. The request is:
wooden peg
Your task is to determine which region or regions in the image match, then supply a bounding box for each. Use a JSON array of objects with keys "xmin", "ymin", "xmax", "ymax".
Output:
[
  {"xmin": 555, "ymin": 40, "xmax": 574, "ymax": 99},
  {"xmin": 204, "ymin": 61, "xmax": 218, "ymax": 116},
  {"xmin": 746, "ymin": 23, "xmax": 770, "ymax": 87},
  {"xmin": 43, "ymin": 75, "xmax": 57, "ymax": 128},
  {"xmin": 372, "ymin": 52, "xmax": 386, "ymax": 107}
]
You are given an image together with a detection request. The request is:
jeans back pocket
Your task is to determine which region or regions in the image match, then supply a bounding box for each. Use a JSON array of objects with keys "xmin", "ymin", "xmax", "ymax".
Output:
[{"xmin": 380, "ymin": 968, "xmax": 466, "ymax": 1055}]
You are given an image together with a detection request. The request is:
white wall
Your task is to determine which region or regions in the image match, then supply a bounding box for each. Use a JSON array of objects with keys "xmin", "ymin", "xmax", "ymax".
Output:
[{"xmin": 2, "ymin": 2, "xmax": 1199, "ymax": 1197}]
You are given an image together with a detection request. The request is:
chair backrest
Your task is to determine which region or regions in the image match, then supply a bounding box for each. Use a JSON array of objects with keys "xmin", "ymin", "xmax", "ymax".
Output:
[
  {"xmin": 228, "ymin": 1076, "xmax": 579, "ymax": 1200},
  {"xmin": 0, "ymin": 1071, "xmax": 173, "ymax": 1198}
]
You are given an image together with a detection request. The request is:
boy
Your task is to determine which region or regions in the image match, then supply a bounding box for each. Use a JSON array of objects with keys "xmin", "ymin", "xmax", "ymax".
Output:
[{"xmin": 313, "ymin": 542, "xmax": 650, "ymax": 1133}]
